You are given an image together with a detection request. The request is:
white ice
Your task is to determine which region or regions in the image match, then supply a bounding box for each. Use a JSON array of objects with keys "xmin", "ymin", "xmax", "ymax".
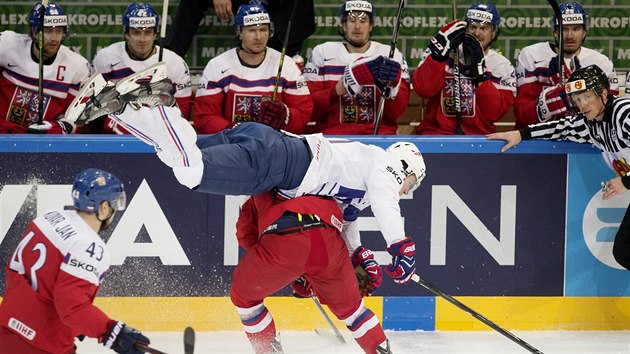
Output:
[{"xmin": 76, "ymin": 330, "xmax": 630, "ymax": 353}]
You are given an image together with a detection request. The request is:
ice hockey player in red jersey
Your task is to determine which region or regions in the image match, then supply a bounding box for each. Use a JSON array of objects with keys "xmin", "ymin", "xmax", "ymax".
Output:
[
  {"xmin": 232, "ymin": 192, "xmax": 393, "ymax": 354},
  {"xmin": 0, "ymin": 168, "xmax": 150, "ymax": 354},
  {"xmin": 0, "ymin": 2, "xmax": 90, "ymax": 134}
]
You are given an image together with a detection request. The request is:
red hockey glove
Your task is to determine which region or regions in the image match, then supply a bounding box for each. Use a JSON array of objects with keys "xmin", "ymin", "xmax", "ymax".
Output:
[
  {"xmin": 343, "ymin": 55, "xmax": 386, "ymax": 97},
  {"xmin": 102, "ymin": 321, "xmax": 150, "ymax": 354},
  {"xmin": 27, "ymin": 117, "xmax": 77, "ymax": 134},
  {"xmin": 291, "ymin": 276, "xmax": 314, "ymax": 298},
  {"xmin": 536, "ymin": 84, "xmax": 571, "ymax": 122},
  {"xmin": 257, "ymin": 97, "xmax": 290, "ymax": 130},
  {"xmin": 429, "ymin": 20, "xmax": 467, "ymax": 62},
  {"xmin": 351, "ymin": 246, "xmax": 383, "ymax": 297},
  {"xmin": 385, "ymin": 237, "xmax": 416, "ymax": 284}
]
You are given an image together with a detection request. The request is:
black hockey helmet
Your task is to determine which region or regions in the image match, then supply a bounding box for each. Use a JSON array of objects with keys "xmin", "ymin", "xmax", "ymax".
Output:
[{"xmin": 565, "ymin": 64, "xmax": 609, "ymax": 97}]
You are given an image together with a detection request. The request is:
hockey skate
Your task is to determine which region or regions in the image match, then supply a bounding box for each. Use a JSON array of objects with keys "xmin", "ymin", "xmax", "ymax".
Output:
[
  {"xmin": 376, "ymin": 339, "xmax": 393, "ymax": 354},
  {"xmin": 65, "ymin": 73, "xmax": 121, "ymax": 125},
  {"xmin": 115, "ymin": 61, "xmax": 176, "ymax": 108},
  {"xmin": 270, "ymin": 334, "xmax": 284, "ymax": 353}
]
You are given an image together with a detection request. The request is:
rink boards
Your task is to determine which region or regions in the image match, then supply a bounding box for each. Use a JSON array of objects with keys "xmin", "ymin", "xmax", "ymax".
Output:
[{"xmin": 0, "ymin": 135, "xmax": 629, "ymax": 331}]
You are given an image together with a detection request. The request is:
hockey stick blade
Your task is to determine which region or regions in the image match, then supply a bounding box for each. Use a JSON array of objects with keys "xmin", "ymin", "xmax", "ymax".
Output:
[
  {"xmin": 311, "ymin": 296, "xmax": 345, "ymax": 344},
  {"xmin": 136, "ymin": 343, "xmax": 168, "ymax": 354},
  {"xmin": 184, "ymin": 326, "xmax": 196, "ymax": 354},
  {"xmin": 410, "ymin": 275, "xmax": 544, "ymax": 354}
]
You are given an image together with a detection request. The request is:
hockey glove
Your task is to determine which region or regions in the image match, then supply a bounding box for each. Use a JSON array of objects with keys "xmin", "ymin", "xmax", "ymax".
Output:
[
  {"xmin": 461, "ymin": 33, "xmax": 487, "ymax": 82},
  {"xmin": 547, "ymin": 55, "xmax": 576, "ymax": 86},
  {"xmin": 257, "ymin": 97, "xmax": 290, "ymax": 130},
  {"xmin": 27, "ymin": 117, "xmax": 77, "ymax": 134},
  {"xmin": 102, "ymin": 321, "xmax": 150, "ymax": 354},
  {"xmin": 351, "ymin": 246, "xmax": 383, "ymax": 297},
  {"xmin": 385, "ymin": 237, "xmax": 416, "ymax": 284},
  {"xmin": 291, "ymin": 276, "xmax": 314, "ymax": 298},
  {"xmin": 376, "ymin": 58, "xmax": 402, "ymax": 99},
  {"xmin": 343, "ymin": 55, "xmax": 386, "ymax": 97},
  {"xmin": 536, "ymin": 84, "xmax": 572, "ymax": 122},
  {"xmin": 429, "ymin": 20, "xmax": 467, "ymax": 62}
]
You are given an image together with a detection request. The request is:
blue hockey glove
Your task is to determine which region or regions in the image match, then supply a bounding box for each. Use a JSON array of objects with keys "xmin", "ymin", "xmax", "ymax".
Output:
[
  {"xmin": 343, "ymin": 55, "xmax": 386, "ymax": 97},
  {"xmin": 547, "ymin": 55, "xmax": 574, "ymax": 87},
  {"xmin": 102, "ymin": 321, "xmax": 150, "ymax": 354},
  {"xmin": 352, "ymin": 246, "xmax": 383, "ymax": 296},
  {"xmin": 376, "ymin": 58, "xmax": 402, "ymax": 98},
  {"xmin": 385, "ymin": 237, "xmax": 416, "ymax": 284},
  {"xmin": 461, "ymin": 33, "xmax": 486, "ymax": 82}
]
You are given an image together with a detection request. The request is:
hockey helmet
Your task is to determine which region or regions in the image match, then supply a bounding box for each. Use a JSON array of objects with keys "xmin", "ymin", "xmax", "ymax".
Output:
[
  {"xmin": 72, "ymin": 168, "xmax": 127, "ymax": 213},
  {"xmin": 552, "ymin": 2, "xmax": 588, "ymax": 29},
  {"xmin": 565, "ymin": 65, "xmax": 609, "ymax": 98},
  {"xmin": 123, "ymin": 2, "xmax": 160, "ymax": 32},
  {"xmin": 340, "ymin": 0, "xmax": 374, "ymax": 22},
  {"xmin": 386, "ymin": 142, "xmax": 426, "ymax": 194},
  {"xmin": 466, "ymin": 3, "xmax": 500, "ymax": 28},
  {"xmin": 235, "ymin": 2, "xmax": 271, "ymax": 29},
  {"xmin": 29, "ymin": 2, "xmax": 68, "ymax": 33}
]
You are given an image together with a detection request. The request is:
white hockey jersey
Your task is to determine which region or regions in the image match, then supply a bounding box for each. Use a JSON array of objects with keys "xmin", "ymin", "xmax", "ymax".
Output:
[
  {"xmin": 304, "ymin": 41, "xmax": 410, "ymax": 135},
  {"xmin": 0, "ymin": 31, "xmax": 90, "ymax": 133},
  {"xmin": 279, "ymin": 135, "xmax": 407, "ymax": 251},
  {"xmin": 193, "ymin": 47, "xmax": 312, "ymax": 134}
]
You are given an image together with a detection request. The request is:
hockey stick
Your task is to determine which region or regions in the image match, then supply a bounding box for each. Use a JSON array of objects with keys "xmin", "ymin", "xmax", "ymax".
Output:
[
  {"xmin": 547, "ymin": 0, "xmax": 564, "ymax": 85},
  {"xmin": 452, "ymin": 0, "xmax": 464, "ymax": 135},
  {"xmin": 37, "ymin": 0, "xmax": 49, "ymax": 124},
  {"xmin": 311, "ymin": 296, "xmax": 345, "ymax": 344},
  {"xmin": 272, "ymin": 0, "xmax": 298, "ymax": 101},
  {"xmin": 184, "ymin": 326, "xmax": 195, "ymax": 354},
  {"xmin": 410, "ymin": 275, "xmax": 544, "ymax": 354},
  {"xmin": 136, "ymin": 343, "xmax": 168, "ymax": 354},
  {"xmin": 158, "ymin": 0, "xmax": 169, "ymax": 61},
  {"xmin": 373, "ymin": 0, "xmax": 406, "ymax": 135}
]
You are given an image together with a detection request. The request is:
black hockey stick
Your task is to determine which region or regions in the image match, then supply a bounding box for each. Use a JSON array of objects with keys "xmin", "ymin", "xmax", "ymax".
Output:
[
  {"xmin": 410, "ymin": 275, "xmax": 544, "ymax": 354},
  {"xmin": 184, "ymin": 326, "xmax": 195, "ymax": 354},
  {"xmin": 373, "ymin": 0, "xmax": 406, "ymax": 135},
  {"xmin": 136, "ymin": 343, "xmax": 168, "ymax": 354},
  {"xmin": 452, "ymin": 0, "xmax": 464, "ymax": 135},
  {"xmin": 158, "ymin": 0, "xmax": 169, "ymax": 61},
  {"xmin": 272, "ymin": 0, "xmax": 298, "ymax": 101},
  {"xmin": 311, "ymin": 296, "xmax": 345, "ymax": 344},
  {"xmin": 547, "ymin": 0, "xmax": 564, "ymax": 85},
  {"xmin": 37, "ymin": 0, "xmax": 49, "ymax": 124}
]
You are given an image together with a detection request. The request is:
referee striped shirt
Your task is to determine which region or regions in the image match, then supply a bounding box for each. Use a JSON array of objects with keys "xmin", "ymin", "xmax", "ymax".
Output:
[{"xmin": 522, "ymin": 96, "xmax": 630, "ymax": 177}]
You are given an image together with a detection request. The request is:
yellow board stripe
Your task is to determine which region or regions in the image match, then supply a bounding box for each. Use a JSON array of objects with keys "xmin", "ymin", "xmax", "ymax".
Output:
[
  {"xmin": 92, "ymin": 296, "xmax": 384, "ymax": 331},
  {"xmin": 435, "ymin": 297, "xmax": 630, "ymax": 330}
]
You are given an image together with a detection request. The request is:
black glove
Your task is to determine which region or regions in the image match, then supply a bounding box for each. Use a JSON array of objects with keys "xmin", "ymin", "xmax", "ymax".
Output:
[
  {"xmin": 429, "ymin": 20, "xmax": 467, "ymax": 62},
  {"xmin": 461, "ymin": 33, "xmax": 487, "ymax": 82},
  {"xmin": 102, "ymin": 321, "xmax": 150, "ymax": 354}
]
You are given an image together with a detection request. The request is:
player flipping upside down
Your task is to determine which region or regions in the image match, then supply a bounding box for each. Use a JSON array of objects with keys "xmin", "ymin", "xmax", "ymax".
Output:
[{"xmin": 66, "ymin": 62, "xmax": 427, "ymax": 295}]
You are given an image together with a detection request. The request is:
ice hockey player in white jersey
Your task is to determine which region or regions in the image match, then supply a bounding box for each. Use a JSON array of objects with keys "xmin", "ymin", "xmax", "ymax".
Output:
[
  {"xmin": 303, "ymin": 0, "xmax": 410, "ymax": 135},
  {"xmin": 488, "ymin": 65, "xmax": 630, "ymax": 272},
  {"xmin": 88, "ymin": 2, "xmax": 192, "ymax": 134},
  {"xmin": 193, "ymin": 2, "xmax": 312, "ymax": 134},
  {"xmin": 0, "ymin": 2, "xmax": 90, "ymax": 134},
  {"xmin": 514, "ymin": 1, "xmax": 618, "ymax": 129}
]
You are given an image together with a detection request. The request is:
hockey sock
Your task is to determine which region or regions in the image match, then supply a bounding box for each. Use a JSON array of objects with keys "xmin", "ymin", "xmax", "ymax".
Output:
[
  {"xmin": 235, "ymin": 303, "xmax": 277, "ymax": 354},
  {"xmin": 345, "ymin": 308, "xmax": 387, "ymax": 354}
]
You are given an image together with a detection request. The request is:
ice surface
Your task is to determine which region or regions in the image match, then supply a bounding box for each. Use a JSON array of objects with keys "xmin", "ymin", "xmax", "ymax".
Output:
[{"xmin": 76, "ymin": 330, "xmax": 630, "ymax": 353}]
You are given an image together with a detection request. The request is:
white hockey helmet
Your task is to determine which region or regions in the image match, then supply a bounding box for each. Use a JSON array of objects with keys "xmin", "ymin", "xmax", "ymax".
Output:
[{"xmin": 386, "ymin": 142, "xmax": 426, "ymax": 193}]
